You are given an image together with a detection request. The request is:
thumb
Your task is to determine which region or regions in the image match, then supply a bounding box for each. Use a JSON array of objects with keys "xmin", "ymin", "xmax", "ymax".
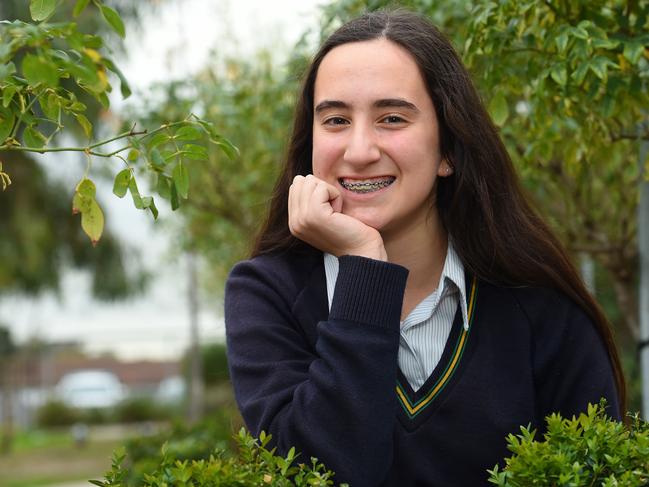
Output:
[{"xmin": 330, "ymin": 190, "xmax": 343, "ymax": 213}]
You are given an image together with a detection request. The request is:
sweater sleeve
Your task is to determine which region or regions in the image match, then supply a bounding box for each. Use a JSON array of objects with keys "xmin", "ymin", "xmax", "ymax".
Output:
[
  {"xmin": 526, "ymin": 291, "xmax": 621, "ymax": 422},
  {"xmin": 225, "ymin": 255, "xmax": 408, "ymax": 486}
]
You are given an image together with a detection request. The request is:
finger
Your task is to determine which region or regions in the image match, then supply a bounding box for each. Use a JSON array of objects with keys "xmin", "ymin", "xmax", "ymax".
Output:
[
  {"xmin": 312, "ymin": 180, "xmax": 341, "ymax": 214},
  {"xmin": 324, "ymin": 181, "xmax": 343, "ymax": 213},
  {"xmin": 288, "ymin": 176, "xmax": 305, "ymax": 230},
  {"xmin": 299, "ymin": 174, "xmax": 318, "ymax": 215}
]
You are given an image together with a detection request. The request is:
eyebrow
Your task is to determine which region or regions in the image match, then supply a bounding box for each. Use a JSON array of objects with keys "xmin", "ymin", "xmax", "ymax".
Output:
[{"xmin": 314, "ymin": 98, "xmax": 420, "ymax": 113}]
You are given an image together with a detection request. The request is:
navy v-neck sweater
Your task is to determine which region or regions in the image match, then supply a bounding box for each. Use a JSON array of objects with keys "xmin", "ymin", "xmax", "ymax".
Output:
[{"xmin": 225, "ymin": 251, "xmax": 620, "ymax": 486}]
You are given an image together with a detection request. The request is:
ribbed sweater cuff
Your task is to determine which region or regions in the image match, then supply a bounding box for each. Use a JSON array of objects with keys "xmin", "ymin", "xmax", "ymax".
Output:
[{"xmin": 330, "ymin": 255, "xmax": 409, "ymax": 328}]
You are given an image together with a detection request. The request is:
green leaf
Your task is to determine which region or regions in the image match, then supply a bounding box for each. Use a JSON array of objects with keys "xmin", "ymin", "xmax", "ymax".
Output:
[
  {"xmin": 141, "ymin": 196, "xmax": 158, "ymax": 219},
  {"xmin": 208, "ymin": 133, "xmax": 239, "ymax": 160},
  {"xmin": 112, "ymin": 169, "xmax": 131, "ymax": 198},
  {"xmin": 149, "ymin": 148, "xmax": 165, "ymax": 168},
  {"xmin": 550, "ymin": 64, "xmax": 567, "ymax": 86},
  {"xmin": 156, "ymin": 174, "xmax": 171, "ymax": 199},
  {"xmin": 97, "ymin": 92, "xmax": 110, "ymax": 109},
  {"xmin": 592, "ymin": 38, "xmax": 619, "ymax": 50},
  {"xmin": 147, "ymin": 132, "xmax": 170, "ymax": 149},
  {"xmin": 2, "ymin": 85, "xmax": 17, "ymax": 108},
  {"xmin": 23, "ymin": 126, "xmax": 47, "ymax": 148},
  {"xmin": 30, "ymin": 0, "xmax": 57, "ymax": 21},
  {"xmin": 75, "ymin": 113, "xmax": 92, "ymax": 138},
  {"xmin": 570, "ymin": 26, "xmax": 588, "ymax": 40},
  {"xmin": 172, "ymin": 161, "xmax": 189, "ymax": 198},
  {"xmin": 0, "ymin": 44, "xmax": 11, "ymax": 63},
  {"xmin": 82, "ymin": 34, "xmax": 103, "ymax": 49},
  {"xmin": 175, "ymin": 126, "xmax": 202, "ymax": 141},
  {"xmin": 589, "ymin": 56, "xmax": 611, "ymax": 81},
  {"xmin": 65, "ymin": 61, "xmax": 99, "ymax": 89},
  {"xmin": 0, "ymin": 62, "xmax": 16, "ymax": 82},
  {"xmin": 601, "ymin": 94, "xmax": 615, "ymax": 118},
  {"xmin": 127, "ymin": 149, "xmax": 139, "ymax": 161},
  {"xmin": 100, "ymin": 5, "xmax": 125, "ymax": 38},
  {"xmin": 0, "ymin": 106, "xmax": 15, "ymax": 143},
  {"xmin": 103, "ymin": 58, "xmax": 131, "ymax": 98},
  {"xmin": 170, "ymin": 182, "xmax": 180, "ymax": 210},
  {"xmin": 81, "ymin": 197, "xmax": 104, "ymax": 246},
  {"xmin": 555, "ymin": 32, "xmax": 569, "ymax": 53},
  {"xmin": 40, "ymin": 92, "xmax": 61, "ymax": 121},
  {"xmin": 72, "ymin": 192, "xmax": 85, "ymax": 214},
  {"xmin": 72, "ymin": 186, "xmax": 102, "ymax": 246},
  {"xmin": 22, "ymin": 54, "xmax": 59, "ymax": 88},
  {"xmin": 623, "ymin": 41, "xmax": 644, "ymax": 65},
  {"xmin": 181, "ymin": 143, "xmax": 207, "ymax": 160},
  {"xmin": 73, "ymin": 0, "xmax": 90, "ymax": 17},
  {"xmin": 488, "ymin": 93, "xmax": 509, "ymax": 126},
  {"xmin": 76, "ymin": 178, "xmax": 96, "ymax": 198},
  {"xmin": 128, "ymin": 176, "xmax": 143, "ymax": 209},
  {"xmin": 572, "ymin": 62, "xmax": 589, "ymax": 84}
]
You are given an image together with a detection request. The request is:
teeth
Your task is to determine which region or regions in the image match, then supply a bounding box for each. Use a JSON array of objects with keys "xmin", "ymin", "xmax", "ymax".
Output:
[{"xmin": 340, "ymin": 178, "xmax": 395, "ymax": 193}]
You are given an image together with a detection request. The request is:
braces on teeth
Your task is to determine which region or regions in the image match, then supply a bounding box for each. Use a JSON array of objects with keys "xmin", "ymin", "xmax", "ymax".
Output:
[{"xmin": 341, "ymin": 179, "xmax": 394, "ymax": 193}]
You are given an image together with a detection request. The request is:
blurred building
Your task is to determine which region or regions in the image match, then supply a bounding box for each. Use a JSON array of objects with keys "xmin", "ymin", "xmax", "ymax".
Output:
[{"xmin": 0, "ymin": 342, "xmax": 182, "ymax": 427}]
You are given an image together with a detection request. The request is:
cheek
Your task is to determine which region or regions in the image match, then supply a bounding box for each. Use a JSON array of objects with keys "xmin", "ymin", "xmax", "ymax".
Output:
[{"xmin": 311, "ymin": 132, "xmax": 339, "ymax": 179}]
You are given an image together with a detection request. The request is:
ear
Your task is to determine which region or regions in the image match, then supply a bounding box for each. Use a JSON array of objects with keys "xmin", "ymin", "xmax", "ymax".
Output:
[{"xmin": 437, "ymin": 160, "xmax": 453, "ymax": 177}]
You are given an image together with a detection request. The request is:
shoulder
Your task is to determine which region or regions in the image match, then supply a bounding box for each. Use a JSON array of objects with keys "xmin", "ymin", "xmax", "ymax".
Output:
[
  {"xmin": 479, "ymin": 282, "xmax": 601, "ymax": 352},
  {"xmin": 504, "ymin": 284, "xmax": 592, "ymax": 332},
  {"xmin": 509, "ymin": 287, "xmax": 605, "ymax": 359}
]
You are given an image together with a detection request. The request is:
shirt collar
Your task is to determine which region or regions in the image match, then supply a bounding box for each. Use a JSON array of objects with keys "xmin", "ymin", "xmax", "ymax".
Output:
[
  {"xmin": 323, "ymin": 242, "xmax": 468, "ymax": 330},
  {"xmin": 444, "ymin": 241, "xmax": 469, "ymax": 330}
]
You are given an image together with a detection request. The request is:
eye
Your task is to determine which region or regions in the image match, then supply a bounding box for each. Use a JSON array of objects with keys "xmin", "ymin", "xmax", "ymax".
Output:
[
  {"xmin": 323, "ymin": 116, "xmax": 349, "ymax": 126},
  {"xmin": 380, "ymin": 115, "xmax": 407, "ymax": 124}
]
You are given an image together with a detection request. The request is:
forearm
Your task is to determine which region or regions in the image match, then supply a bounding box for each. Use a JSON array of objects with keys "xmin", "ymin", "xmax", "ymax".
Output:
[{"xmin": 226, "ymin": 255, "xmax": 408, "ymax": 485}]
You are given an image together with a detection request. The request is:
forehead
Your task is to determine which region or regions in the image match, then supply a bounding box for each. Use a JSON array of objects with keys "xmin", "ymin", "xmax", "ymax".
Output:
[{"xmin": 314, "ymin": 38, "xmax": 428, "ymax": 104}]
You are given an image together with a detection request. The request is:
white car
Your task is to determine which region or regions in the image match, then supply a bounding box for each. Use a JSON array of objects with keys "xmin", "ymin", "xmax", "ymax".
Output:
[{"xmin": 56, "ymin": 369, "xmax": 126, "ymax": 409}]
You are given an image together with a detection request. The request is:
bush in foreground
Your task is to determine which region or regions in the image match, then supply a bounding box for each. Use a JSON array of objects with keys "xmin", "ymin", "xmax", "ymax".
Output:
[
  {"xmin": 91, "ymin": 428, "xmax": 346, "ymax": 487},
  {"xmin": 119, "ymin": 408, "xmax": 238, "ymax": 484},
  {"xmin": 91, "ymin": 400, "xmax": 648, "ymax": 486},
  {"xmin": 489, "ymin": 402, "xmax": 649, "ymax": 486}
]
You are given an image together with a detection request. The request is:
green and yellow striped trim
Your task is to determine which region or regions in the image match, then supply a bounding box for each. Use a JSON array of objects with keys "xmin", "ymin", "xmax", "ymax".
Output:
[{"xmin": 396, "ymin": 277, "xmax": 478, "ymax": 419}]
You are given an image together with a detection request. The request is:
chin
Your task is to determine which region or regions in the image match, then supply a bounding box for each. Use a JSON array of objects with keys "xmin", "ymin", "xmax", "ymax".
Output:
[{"xmin": 344, "ymin": 209, "xmax": 387, "ymax": 231}]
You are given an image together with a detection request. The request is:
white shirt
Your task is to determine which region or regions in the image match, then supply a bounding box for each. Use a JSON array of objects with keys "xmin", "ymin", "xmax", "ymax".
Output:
[{"xmin": 324, "ymin": 243, "xmax": 468, "ymax": 391}]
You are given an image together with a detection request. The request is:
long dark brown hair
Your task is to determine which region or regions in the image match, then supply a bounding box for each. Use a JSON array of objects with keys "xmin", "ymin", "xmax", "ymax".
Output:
[{"xmin": 251, "ymin": 10, "xmax": 626, "ymax": 413}]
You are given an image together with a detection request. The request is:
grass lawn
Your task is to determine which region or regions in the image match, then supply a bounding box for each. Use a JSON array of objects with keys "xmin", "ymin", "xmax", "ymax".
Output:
[{"xmin": 0, "ymin": 427, "xmax": 127, "ymax": 487}]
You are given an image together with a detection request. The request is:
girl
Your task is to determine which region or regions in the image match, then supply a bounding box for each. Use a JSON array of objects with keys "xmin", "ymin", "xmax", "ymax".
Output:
[{"xmin": 225, "ymin": 10, "xmax": 625, "ymax": 486}]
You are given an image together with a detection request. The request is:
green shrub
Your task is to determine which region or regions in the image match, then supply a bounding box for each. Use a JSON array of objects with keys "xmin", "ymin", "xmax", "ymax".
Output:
[
  {"xmin": 489, "ymin": 402, "xmax": 649, "ymax": 486},
  {"xmin": 36, "ymin": 400, "xmax": 79, "ymax": 427},
  {"xmin": 80, "ymin": 407, "xmax": 111, "ymax": 425},
  {"xmin": 115, "ymin": 397, "xmax": 171, "ymax": 423},
  {"xmin": 119, "ymin": 408, "xmax": 237, "ymax": 485},
  {"xmin": 92, "ymin": 428, "xmax": 346, "ymax": 487},
  {"xmin": 182, "ymin": 342, "xmax": 230, "ymax": 387}
]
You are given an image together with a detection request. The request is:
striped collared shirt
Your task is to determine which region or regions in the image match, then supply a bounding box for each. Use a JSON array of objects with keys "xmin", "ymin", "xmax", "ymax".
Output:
[{"xmin": 324, "ymin": 243, "xmax": 468, "ymax": 391}]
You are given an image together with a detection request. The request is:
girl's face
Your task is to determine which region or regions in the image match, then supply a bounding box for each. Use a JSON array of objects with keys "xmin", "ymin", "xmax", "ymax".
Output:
[{"xmin": 312, "ymin": 38, "xmax": 450, "ymax": 238}]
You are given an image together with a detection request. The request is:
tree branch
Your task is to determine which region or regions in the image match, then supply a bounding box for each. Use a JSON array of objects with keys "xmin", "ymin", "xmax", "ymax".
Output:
[
  {"xmin": 609, "ymin": 131, "xmax": 649, "ymax": 142},
  {"xmin": 0, "ymin": 119, "xmax": 196, "ymax": 157}
]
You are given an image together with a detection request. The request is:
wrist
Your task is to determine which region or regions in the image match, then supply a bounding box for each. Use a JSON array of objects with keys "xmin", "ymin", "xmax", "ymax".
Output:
[{"xmin": 340, "ymin": 240, "xmax": 387, "ymax": 262}]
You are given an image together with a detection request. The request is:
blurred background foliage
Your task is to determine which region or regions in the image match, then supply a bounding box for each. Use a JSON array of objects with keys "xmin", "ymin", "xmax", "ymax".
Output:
[{"xmin": 129, "ymin": 51, "xmax": 299, "ymax": 290}]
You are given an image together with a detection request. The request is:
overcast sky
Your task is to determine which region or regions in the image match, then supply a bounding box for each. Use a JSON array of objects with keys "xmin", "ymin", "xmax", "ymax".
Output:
[{"xmin": 0, "ymin": 0, "xmax": 324, "ymax": 360}]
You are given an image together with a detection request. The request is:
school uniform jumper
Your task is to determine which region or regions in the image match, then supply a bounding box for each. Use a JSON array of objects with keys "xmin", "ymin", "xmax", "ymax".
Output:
[{"xmin": 224, "ymin": 250, "xmax": 620, "ymax": 487}]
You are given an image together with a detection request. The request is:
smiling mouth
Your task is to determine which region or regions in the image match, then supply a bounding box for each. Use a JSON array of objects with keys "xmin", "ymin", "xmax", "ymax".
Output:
[{"xmin": 339, "ymin": 177, "xmax": 396, "ymax": 193}]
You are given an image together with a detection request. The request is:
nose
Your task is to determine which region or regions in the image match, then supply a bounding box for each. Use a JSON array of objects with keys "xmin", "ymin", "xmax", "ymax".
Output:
[{"xmin": 343, "ymin": 123, "xmax": 381, "ymax": 165}]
